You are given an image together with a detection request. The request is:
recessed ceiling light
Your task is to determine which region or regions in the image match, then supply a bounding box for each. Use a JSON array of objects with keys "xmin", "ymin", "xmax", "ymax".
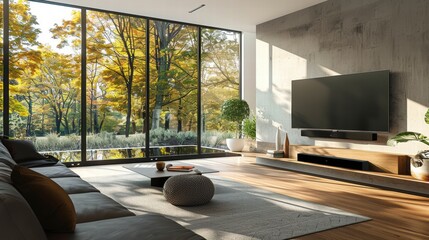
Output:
[{"xmin": 189, "ymin": 4, "xmax": 206, "ymax": 13}]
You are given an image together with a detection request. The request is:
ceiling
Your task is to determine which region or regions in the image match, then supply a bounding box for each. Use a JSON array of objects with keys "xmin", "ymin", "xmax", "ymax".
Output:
[{"xmin": 48, "ymin": 0, "xmax": 326, "ymax": 32}]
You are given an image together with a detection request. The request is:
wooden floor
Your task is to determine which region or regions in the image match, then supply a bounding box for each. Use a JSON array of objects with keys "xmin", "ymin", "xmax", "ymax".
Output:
[{"xmin": 193, "ymin": 156, "xmax": 429, "ymax": 240}]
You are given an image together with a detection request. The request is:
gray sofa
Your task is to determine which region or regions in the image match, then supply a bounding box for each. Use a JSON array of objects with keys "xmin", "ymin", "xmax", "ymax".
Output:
[{"xmin": 0, "ymin": 147, "xmax": 203, "ymax": 239}]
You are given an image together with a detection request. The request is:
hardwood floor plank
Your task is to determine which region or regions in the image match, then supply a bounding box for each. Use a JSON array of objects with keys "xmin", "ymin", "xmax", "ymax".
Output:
[{"xmin": 194, "ymin": 156, "xmax": 429, "ymax": 239}]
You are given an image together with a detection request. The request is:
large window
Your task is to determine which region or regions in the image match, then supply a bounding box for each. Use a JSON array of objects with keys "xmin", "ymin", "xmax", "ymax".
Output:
[
  {"xmin": 86, "ymin": 11, "xmax": 146, "ymax": 161},
  {"xmin": 9, "ymin": 0, "xmax": 81, "ymax": 162},
  {"xmin": 2, "ymin": 0, "xmax": 241, "ymax": 164},
  {"xmin": 149, "ymin": 21, "xmax": 198, "ymax": 157},
  {"xmin": 201, "ymin": 28, "xmax": 241, "ymax": 151}
]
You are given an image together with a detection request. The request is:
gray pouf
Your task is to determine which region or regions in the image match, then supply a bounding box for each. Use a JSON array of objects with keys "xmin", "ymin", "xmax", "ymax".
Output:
[{"xmin": 163, "ymin": 174, "xmax": 214, "ymax": 206}]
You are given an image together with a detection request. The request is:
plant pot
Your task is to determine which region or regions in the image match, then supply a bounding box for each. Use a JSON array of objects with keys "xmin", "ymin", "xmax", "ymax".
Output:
[
  {"xmin": 226, "ymin": 138, "xmax": 245, "ymax": 152},
  {"xmin": 411, "ymin": 158, "xmax": 429, "ymax": 181}
]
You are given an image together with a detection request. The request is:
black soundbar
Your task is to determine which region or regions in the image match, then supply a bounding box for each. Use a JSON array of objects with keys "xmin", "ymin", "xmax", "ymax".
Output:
[
  {"xmin": 301, "ymin": 130, "xmax": 377, "ymax": 141},
  {"xmin": 297, "ymin": 153, "xmax": 370, "ymax": 171}
]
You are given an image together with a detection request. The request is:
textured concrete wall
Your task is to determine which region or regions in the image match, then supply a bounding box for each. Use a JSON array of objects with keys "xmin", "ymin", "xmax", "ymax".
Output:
[{"xmin": 256, "ymin": 0, "xmax": 429, "ymax": 154}]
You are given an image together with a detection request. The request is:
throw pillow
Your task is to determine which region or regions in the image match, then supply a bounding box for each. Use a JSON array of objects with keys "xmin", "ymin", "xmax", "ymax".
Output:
[
  {"xmin": 11, "ymin": 166, "xmax": 76, "ymax": 233},
  {"xmin": 0, "ymin": 141, "xmax": 16, "ymax": 168},
  {"xmin": 1, "ymin": 139, "xmax": 47, "ymax": 163}
]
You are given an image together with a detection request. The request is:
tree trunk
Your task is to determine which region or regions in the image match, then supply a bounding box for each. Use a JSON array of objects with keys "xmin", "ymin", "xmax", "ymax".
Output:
[
  {"xmin": 151, "ymin": 55, "xmax": 168, "ymax": 129},
  {"xmin": 41, "ymin": 99, "xmax": 45, "ymax": 134},
  {"xmin": 55, "ymin": 116, "xmax": 61, "ymax": 135},
  {"xmin": 125, "ymin": 83, "xmax": 133, "ymax": 137},
  {"xmin": 94, "ymin": 110, "xmax": 99, "ymax": 133},
  {"xmin": 151, "ymin": 22, "xmax": 182, "ymax": 129},
  {"xmin": 165, "ymin": 112, "xmax": 170, "ymax": 130},
  {"xmin": 26, "ymin": 98, "xmax": 33, "ymax": 136},
  {"xmin": 132, "ymin": 120, "xmax": 136, "ymax": 134},
  {"xmin": 177, "ymin": 98, "xmax": 182, "ymax": 132},
  {"xmin": 98, "ymin": 112, "xmax": 105, "ymax": 133},
  {"xmin": 89, "ymin": 82, "xmax": 94, "ymax": 133}
]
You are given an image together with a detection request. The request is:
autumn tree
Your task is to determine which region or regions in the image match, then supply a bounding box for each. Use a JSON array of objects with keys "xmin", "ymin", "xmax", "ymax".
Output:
[
  {"xmin": 201, "ymin": 29, "xmax": 240, "ymax": 132},
  {"xmin": 31, "ymin": 47, "xmax": 80, "ymax": 134},
  {"xmin": 1, "ymin": 0, "xmax": 41, "ymax": 127},
  {"xmin": 150, "ymin": 21, "xmax": 184, "ymax": 130},
  {"xmin": 89, "ymin": 12, "xmax": 146, "ymax": 137},
  {"xmin": 160, "ymin": 26, "xmax": 198, "ymax": 132}
]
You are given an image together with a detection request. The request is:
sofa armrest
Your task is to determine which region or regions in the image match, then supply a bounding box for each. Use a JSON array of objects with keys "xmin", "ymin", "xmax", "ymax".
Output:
[{"xmin": 0, "ymin": 182, "xmax": 47, "ymax": 240}]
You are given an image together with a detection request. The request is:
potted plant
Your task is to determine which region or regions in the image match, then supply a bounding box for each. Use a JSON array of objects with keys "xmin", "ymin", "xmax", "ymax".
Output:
[
  {"xmin": 221, "ymin": 98, "xmax": 250, "ymax": 151},
  {"xmin": 388, "ymin": 109, "xmax": 429, "ymax": 181},
  {"xmin": 243, "ymin": 115, "xmax": 256, "ymax": 140},
  {"xmin": 243, "ymin": 115, "xmax": 257, "ymax": 152}
]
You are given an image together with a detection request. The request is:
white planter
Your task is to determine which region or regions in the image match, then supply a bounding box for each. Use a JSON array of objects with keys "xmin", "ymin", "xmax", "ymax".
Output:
[
  {"xmin": 411, "ymin": 158, "xmax": 429, "ymax": 181},
  {"xmin": 226, "ymin": 138, "xmax": 245, "ymax": 152}
]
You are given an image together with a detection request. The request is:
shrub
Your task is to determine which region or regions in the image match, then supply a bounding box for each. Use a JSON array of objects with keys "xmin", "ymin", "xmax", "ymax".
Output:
[
  {"xmin": 243, "ymin": 116, "xmax": 256, "ymax": 140},
  {"xmin": 29, "ymin": 129, "xmax": 233, "ymax": 152}
]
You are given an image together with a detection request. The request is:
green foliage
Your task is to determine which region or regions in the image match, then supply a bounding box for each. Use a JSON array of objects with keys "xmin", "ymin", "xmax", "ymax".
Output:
[
  {"xmin": 243, "ymin": 116, "xmax": 256, "ymax": 140},
  {"xmin": 388, "ymin": 109, "xmax": 429, "ymax": 147},
  {"xmin": 201, "ymin": 130, "xmax": 233, "ymax": 147},
  {"xmin": 426, "ymin": 109, "xmax": 429, "ymax": 125},
  {"xmin": 221, "ymin": 99, "xmax": 250, "ymax": 123},
  {"xmin": 34, "ymin": 133, "xmax": 81, "ymax": 151},
  {"xmin": 221, "ymin": 99, "xmax": 249, "ymax": 138},
  {"xmin": 32, "ymin": 129, "xmax": 233, "ymax": 152}
]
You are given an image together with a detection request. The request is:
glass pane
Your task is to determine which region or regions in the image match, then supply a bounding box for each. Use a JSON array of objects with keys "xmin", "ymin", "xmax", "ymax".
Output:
[
  {"xmin": 201, "ymin": 29, "xmax": 240, "ymax": 151},
  {"xmin": 9, "ymin": 1, "xmax": 81, "ymax": 162},
  {"xmin": 149, "ymin": 21, "xmax": 198, "ymax": 157},
  {"xmin": 86, "ymin": 11, "xmax": 146, "ymax": 161}
]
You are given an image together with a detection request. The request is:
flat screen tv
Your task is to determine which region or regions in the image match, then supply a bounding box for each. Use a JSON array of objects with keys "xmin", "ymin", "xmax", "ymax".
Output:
[{"xmin": 291, "ymin": 70, "xmax": 389, "ymax": 132}]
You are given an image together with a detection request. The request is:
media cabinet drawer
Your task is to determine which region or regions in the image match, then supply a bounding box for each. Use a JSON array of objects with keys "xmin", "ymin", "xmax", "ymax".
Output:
[
  {"xmin": 297, "ymin": 153, "xmax": 369, "ymax": 171},
  {"xmin": 290, "ymin": 145, "xmax": 411, "ymax": 175}
]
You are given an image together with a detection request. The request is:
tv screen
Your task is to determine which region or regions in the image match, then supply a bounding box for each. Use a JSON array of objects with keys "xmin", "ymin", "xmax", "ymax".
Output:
[{"xmin": 291, "ymin": 70, "xmax": 389, "ymax": 132}]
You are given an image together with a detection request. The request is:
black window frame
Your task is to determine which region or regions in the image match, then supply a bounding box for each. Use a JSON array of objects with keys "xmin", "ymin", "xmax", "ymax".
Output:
[{"xmin": 2, "ymin": 0, "xmax": 242, "ymax": 167}]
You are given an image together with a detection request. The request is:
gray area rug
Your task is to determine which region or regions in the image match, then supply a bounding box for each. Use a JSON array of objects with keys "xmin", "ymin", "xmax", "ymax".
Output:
[{"xmin": 73, "ymin": 164, "xmax": 370, "ymax": 240}]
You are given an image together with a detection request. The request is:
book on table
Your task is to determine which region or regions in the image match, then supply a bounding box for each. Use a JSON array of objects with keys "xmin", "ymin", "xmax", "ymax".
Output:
[{"xmin": 167, "ymin": 165, "xmax": 195, "ymax": 172}]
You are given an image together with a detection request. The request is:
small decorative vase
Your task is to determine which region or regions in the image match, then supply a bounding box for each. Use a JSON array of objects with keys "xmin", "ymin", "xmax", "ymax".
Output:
[
  {"xmin": 411, "ymin": 151, "xmax": 429, "ymax": 181},
  {"xmin": 156, "ymin": 161, "xmax": 165, "ymax": 171},
  {"xmin": 275, "ymin": 127, "xmax": 282, "ymax": 151},
  {"xmin": 283, "ymin": 132, "xmax": 290, "ymax": 158}
]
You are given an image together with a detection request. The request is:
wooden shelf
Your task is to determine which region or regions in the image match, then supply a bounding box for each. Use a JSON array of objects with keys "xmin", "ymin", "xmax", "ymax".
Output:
[{"xmin": 237, "ymin": 151, "xmax": 428, "ymax": 197}]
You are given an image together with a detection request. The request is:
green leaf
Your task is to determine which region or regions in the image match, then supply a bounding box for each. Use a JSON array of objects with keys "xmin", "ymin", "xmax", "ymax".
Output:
[{"xmin": 387, "ymin": 131, "xmax": 429, "ymax": 146}]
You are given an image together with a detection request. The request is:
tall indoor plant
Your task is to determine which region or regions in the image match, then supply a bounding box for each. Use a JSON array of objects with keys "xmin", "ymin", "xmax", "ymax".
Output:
[
  {"xmin": 243, "ymin": 115, "xmax": 257, "ymax": 152},
  {"xmin": 388, "ymin": 109, "xmax": 429, "ymax": 181},
  {"xmin": 221, "ymin": 99, "xmax": 250, "ymax": 151}
]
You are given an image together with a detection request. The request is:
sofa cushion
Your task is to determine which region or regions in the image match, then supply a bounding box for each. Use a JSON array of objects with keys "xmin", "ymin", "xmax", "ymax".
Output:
[
  {"xmin": 0, "ymin": 162, "xmax": 12, "ymax": 183},
  {"xmin": 0, "ymin": 181, "xmax": 47, "ymax": 240},
  {"xmin": 1, "ymin": 139, "xmax": 47, "ymax": 163},
  {"xmin": 18, "ymin": 158, "xmax": 60, "ymax": 168},
  {"xmin": 52, "ymin": 177, "xmax": 100, "ymax": 194},
  {"xmin": 31, "ymin": 165, "xmax": 79, "ymax": 178},
  {"xmin": 0, "ymin": 141, "xmax": 16, "ymax": 168},
  {"xmin": 11, "ymin": 166, "xmax": 77, "ymax": 233},
  {"xmin": 70, "ymin": 192, "xmax": 134, "ymax": 223},
  {"xmin": 47, "ymin": 214, "xmax": 204, "ymax": 240}
]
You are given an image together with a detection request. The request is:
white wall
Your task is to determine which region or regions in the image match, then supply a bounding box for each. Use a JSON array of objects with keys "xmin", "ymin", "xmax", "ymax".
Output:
[{"xmin": 242, "ymin": 32, "xmax": 256, "ymax": 114}]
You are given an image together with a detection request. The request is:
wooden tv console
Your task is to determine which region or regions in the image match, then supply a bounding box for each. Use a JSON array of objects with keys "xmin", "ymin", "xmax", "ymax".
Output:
[
  {"xmin": 290, "ymin": 145, "xmax": 411, "ymax": 175},
  {"xmin": 250, "ymin": 146, "xmax": 429, "ymax": 196}
]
